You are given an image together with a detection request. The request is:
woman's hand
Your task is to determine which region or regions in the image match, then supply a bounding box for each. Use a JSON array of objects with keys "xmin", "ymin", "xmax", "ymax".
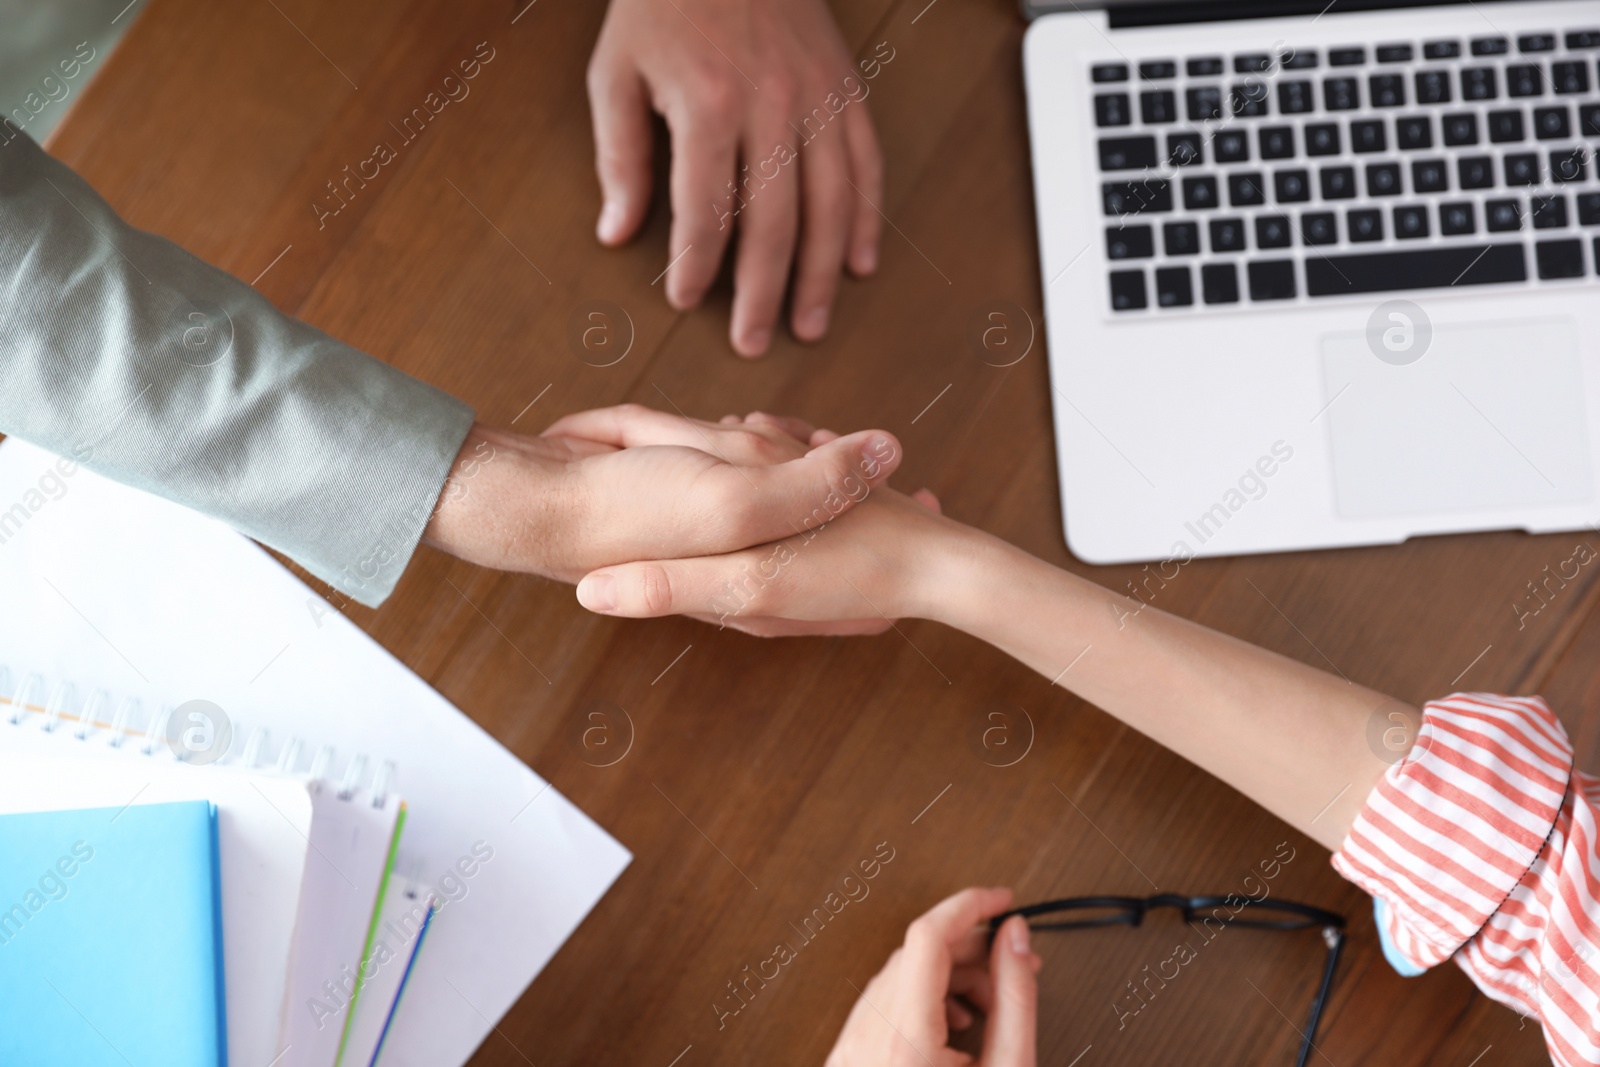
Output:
[
  {"xmin": 420, "ymin": 405, "xmax": 901, "ymax": 585},
  {"xmin": 826, "ymin": 887, "xmax": 1041, "ymax": 1067}
]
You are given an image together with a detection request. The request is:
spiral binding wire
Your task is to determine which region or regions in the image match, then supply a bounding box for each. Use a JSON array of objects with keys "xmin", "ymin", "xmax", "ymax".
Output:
[{"xmin": 0, "ymin": 663, "xmax": 393, "ymax": 805}]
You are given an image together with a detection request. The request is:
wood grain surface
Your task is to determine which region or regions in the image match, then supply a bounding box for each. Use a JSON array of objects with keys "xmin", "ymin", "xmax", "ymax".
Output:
[{"xmin": 45, "ymin": 0, "xmax": 1590, "ymax": 1063}]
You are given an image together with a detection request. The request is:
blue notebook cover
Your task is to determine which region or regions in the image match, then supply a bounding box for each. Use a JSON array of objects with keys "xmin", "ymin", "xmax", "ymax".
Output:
[{"xmin": 0, "ymin": 800, "xmax": 227, "ymax": 1067}]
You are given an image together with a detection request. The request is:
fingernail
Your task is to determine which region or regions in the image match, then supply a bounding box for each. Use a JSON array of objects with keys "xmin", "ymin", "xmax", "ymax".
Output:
[
  {"xmin": 739, "ymin": 328, "xmax": 771, "ymax": 357},
  {"xmin": 861, "ymin": 435, "xmax": 894, "ymax": 469},
  {"xmin": 1008, "ymin": 917, "xmax": 1031, "ymax": 956},
  {"xmin": 596, "ymin": 200, "xmax": 625, "ymax": 243},
  {"xmin": 853, "ymin": 244, "xmax": 878, "ymax": 274},
  {"xmin": 576, "ymin": 574, "xmax": 617, "ymax": 612},
  {"xmin": 797, "ymin": 305, "xmax": 829, "ymax": 339}
]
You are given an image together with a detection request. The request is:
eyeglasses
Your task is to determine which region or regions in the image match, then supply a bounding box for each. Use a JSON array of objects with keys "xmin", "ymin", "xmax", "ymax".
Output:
[{"xmin": 990, "ymin": 893, "xmax": 1346, "ymax": 1067}]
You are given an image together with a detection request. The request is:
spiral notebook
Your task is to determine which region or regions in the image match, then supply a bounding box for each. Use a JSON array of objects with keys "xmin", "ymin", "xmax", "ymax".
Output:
[{"xmin": 0, "ymin": 437, "xmax": 633, "ymax": 1067}]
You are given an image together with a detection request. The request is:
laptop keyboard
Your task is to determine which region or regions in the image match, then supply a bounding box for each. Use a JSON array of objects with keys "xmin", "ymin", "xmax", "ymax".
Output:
[{"xmin": 1094, "ymin": 29, "xmax": 1600, "ymax": 312}]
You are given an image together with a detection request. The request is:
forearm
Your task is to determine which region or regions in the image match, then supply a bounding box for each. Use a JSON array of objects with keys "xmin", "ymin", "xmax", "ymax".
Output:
[
  {"xmin": 925, "ymin": 532, "xmax": 1403, "ymax": 850},
  {"xmin": 0, "ymin": 132, "xmax": 474, "ymax": 606}
]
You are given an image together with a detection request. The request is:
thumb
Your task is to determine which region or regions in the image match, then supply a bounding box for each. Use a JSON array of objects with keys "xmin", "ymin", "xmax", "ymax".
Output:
[
  {"xmin": 587, "ymin": 56, "xmax": 653, "ymax": 245},
  {"xmin": 981, "ymin": 916, "xmax": 1039, "ymax": 1067}
]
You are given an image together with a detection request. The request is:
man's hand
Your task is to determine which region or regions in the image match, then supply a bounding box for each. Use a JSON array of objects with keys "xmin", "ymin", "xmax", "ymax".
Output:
[
  {"xmin": 420, "ymin": 404, "xmax": 901, "ymax": 584},
  {"xmin": 826, "ymin": 888, "xmax": 1041, "ymax": 1067},
  {"xmin": 587, "ymin": 0, "xmax": 884, "ymax": 357}
]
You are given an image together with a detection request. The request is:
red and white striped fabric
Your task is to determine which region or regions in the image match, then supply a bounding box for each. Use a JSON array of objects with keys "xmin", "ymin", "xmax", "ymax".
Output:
[{"xmin": 1332, "ymin": 692, "xmax": 1598, "ymax": 1066}]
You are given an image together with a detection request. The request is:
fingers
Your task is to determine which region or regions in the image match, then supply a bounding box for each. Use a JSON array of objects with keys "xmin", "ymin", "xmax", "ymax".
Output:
[
  {"xmin": 587, "ymin": 52, "xmax": 655, "ymax": 245},
  {"xmin": 664, "ymin": 100, "xmax": 740, "ymax": 311},
  {"xmin": 740, "ymin": 411, "xmax": 817, "ymax": 444},
  {"xmin": 842, "ymin": 104, "xmax": 884, "ymax": 277},
  {"xmin": 898, "ymin": 887, "xmax": 1015, "ymax": 1039},
  {"xmin": 911, "ymin": 488, "xmax": 942, "ymax": 514},
  {"xmin": 810, "ymin": 428, "xmax": 842, "ymax": 447},
  {"xmin": 790, "ymin": 123, "xmax": 853, "ymax": 342},
  {"xmin": 980, "ymin": 916, "xmax": 1040, "ymax": 1067},
  {"xmin": 729, "ymin": 115, "xmax": 801, "ymax": 356},
  {"xmin": 542, "ymin": 404, "xmax": 802, "ymax": 465}
]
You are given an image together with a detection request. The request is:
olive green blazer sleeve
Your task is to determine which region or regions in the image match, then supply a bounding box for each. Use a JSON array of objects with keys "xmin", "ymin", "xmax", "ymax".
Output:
[{"xmin": 0, "ymin": 131, "xmax": 475, "ymax": 607}]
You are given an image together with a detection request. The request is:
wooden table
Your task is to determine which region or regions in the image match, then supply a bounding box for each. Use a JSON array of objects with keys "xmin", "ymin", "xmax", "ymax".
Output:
[{"xmin": 49, "ymin": 0, "xmax": 1592, "ymax": 1062}]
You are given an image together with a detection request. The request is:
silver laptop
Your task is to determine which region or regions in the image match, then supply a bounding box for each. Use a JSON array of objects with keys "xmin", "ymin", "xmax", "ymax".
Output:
[{"xmin": 1022, "ymin": 0, "xmax": 1600, "ymax": 567}]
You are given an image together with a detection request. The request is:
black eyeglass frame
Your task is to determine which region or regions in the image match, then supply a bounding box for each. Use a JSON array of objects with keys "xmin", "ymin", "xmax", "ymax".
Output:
[{"xmin": 989, "ymin": 893, "xmax": 1346, "ymax": 1067}]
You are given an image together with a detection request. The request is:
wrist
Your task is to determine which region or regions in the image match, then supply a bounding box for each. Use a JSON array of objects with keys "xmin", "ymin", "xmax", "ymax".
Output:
[
  {"xmin": 422, "ymin": 424, "xmax": 568, "ymax": 577},
  {"xmin": 902, "ymin": 520, "xmax": 1018, "ymax": 630}
]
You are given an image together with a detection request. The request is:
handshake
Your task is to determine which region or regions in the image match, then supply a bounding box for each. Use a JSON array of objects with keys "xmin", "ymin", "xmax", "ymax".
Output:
[{"xmin": 421, "ymin": 403, "xmax": 962, "ymax": 635}]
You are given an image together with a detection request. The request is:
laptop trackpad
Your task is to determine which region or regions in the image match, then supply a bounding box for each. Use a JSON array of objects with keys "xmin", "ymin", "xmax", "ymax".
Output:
[{"xmin": 1321, "ymin": 317, "xmax": 1593, "ymax": 519}]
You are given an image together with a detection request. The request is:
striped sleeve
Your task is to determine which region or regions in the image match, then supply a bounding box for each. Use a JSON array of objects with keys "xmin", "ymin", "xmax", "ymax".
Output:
[{"xmin": 1331, "ymin": 693, "xmax": 1600, "ymax": 1066}]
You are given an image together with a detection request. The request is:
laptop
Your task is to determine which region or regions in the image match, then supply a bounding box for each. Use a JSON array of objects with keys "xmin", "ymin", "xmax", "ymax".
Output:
[{"xmin": 1022, "ymin": 0, "xmax": 1600, "ymax": 568}]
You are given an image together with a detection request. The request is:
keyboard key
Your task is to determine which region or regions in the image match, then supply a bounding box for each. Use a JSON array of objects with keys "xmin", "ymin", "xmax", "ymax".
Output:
[
  {"xmin": 1583, "ymin": 105, "xmax": 1600, "ymax": 136},
  {"xmin": 1235, "ymin": 53, "xmax": 1273, "ymax": 74},
  {"xmin": 1580, "ymin": 193, "xmax": 1600, "ymax": 226},
  {"xmin": 1248, "ymin": 261, "xmax": 1297, "ymax": 301},
  {"xmin": 1486, "ymin": 198, "xmax": 1522, "ymax": 231},
  {"xmin": 1186, "ymin": 87, "xmax": 1223, "ymax": 121},
  {"xmin": 1215, "ymin": 130, "xmax": 1250, "ymax": 162},
  {"xmin": 1552, "ymin": 148, "xmax": 1588, "ymax": 183},
  {"xmin": 1099, "ymin": 136, "xmax": 1158, "ymax": 170},
  {"xmin": 1096, "ymin": 93, "xmax": 1132, "ymax": 126},
  {"xmin": 1518, "ymin": 33, "xmax": 1557, "ymax": 53},
  {"xmin": 1155, "ymin": 266, "xmax": 1193, "ymax": 307},
  {"xmin": 1442, "ymin": 113, "xmax": 1479, "ymax": 146},
  {"xmin": 1256, "ymin": 215, "xmax": 1293, "ymax": 248},
  {"xmin": 1533, "ymin": 105, "xmax": 1570, "ymax": 139},
  {"xmin": 1201, "ymin": 263, "xmax": 1239, "ymax": 304},
  {"xmin": 1168, "ymin": 132, "xmax": 1204, "ymax": 166},
  {"xmin": 1376, "ymin": 43, "xmax": 1414, "ymax": 63},
  {"xmin": 1394, "ymin": 204, "xmax": 1430, "ymax": 239},
  {"xmin": 1348, "ymin": 208, "xmax": 1384, "ymax": 242},
  {"xmin": 1106, "ymin": 225, "xmax": 1155, "ymax": 258},
  {"xmin": 1230, "ymin": 83, "xmax": 1269, "ymax": 117},
  {"xmin": 1552, "ymin": 61, "xmax": 1591, "ymax": 94},
  {"xmin": 1275, "ymin": 168, "xmax": 1311, "ymax": 202},
  {"xmin": 1471, "ymin": 36, "xmax": 1510, "ymax": 57},
  {"xmin": 1324, "ymin": 76, "xmax": 1360, "ymax": 110},
  {"xmin": 1210, "ymin": 218, "xmax": 1246, "ymax": 252},
  {"xmin": 1440, "ymin": 201, "xmax": 1476, "ymax": 235},
  {"xmin": 1305, "ymin": 244, "xmax": 1526, "ymax": 296},
  {"xmin": 1415, "ymin": 69, "xmax": 1452, "ymax": 104},
  {"xmin": 1461, "ymin": 67, "xmax": 1498, "ymax": 100},
  {"xmin": 1351, "ymin": 119, "xmax": 1387, "ymax": 152},
  {"xmin": 1140, "ymin": 60, "xmax": 1177, "ymax": 79},
  {"xmin": 1302, "ymin": 211, "xmax": 1338, "ymax": 245},
  {"xmin": 1164, "ymin": 221, "xmax": 1201, "ymax": 255},
  {"xmin": 1141, "ymin": 90, "xmax": 1178, "ymax": 124},
  {"xmin": 1412, "ymin": 158, "xmax": 1449, "ymax": 192},
  {"xmin": 1536, "ymin": 239, "xmax": 1584, "ymax": 279},
  {"xmin": 1424, "ymin": 40, "xmax": 1462, "ymax": 59},
  {"xmin": 1183, "ymin": 175, "xmax": 1220, "ymax": 210},
  {"xmin": 1458, "ymin": 156, "xmax": 1495, "ymax": 189},
  {"xmin": 1566, "ymin": 31, "xmax": 1600, "ymax": 49},
  {"xmin": 1531, "ymin": 194, "xmax": 1569, "ymax": 229},
  {"xmin": 1487, "ymin": 109, "xmax": 1525, "ymax": 143},
  {"xmin": 1366, "ymin": 162, "xmax": 1403, "ymax": 196},
  {"xmin": 1093, "ymin": 63, "xmax": 1130, "ymax": 83},
  {"xmin": 1329, "ymin": 47, "xmax": 1366, "ymax": 66},
  {"xmin": 1229, "ymin": 172, "xmax": 1267, "ymax": 207},
  {"xmin": 1284, "ymin": 50, "xmax": 1319, "ymax": 70},
  {"xmin": 1109, "ymin": 270, "xmax": 1147, "ymax": 310},
  {"xmin": 1370, "ymin": 73, "xmax": 1407, "ymax": 107},
  {"xmin": 1507, "ymin": 64, "xmax": 1544, "ymax": 97},
  {"xmin": 1260, "ymin": 126, "xmax": 1295, "ymax": 159},
  {"xmin": 1279, "ymin": 80, "xmax": 1314, "ymax": 114},
  {"xmin": 1305, "ymin": 122, "xmax": 1341, "ymax": 155},
  {"xmin": 1397, "ymin": 116, "xmax": 1433, "ymax": 149},
  {"xmin": 1321, "ymin": 165, "xmax": 1357, "ymax": 199},
  {"xmin": 1187, "ymin": 56, "xmax": 1224, "ymax": 76},
  {"xmin": 1505, "ymin": 153, "xmax": 1540, "ymax": 185},
  {"xmin": 1103, "ymin": 180, "xmax": 1173, "ymax": 215}
]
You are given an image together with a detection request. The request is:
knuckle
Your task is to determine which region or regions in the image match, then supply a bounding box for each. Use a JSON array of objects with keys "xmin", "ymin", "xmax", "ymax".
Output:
[
  {"xmin": 636, "ymin": 563, "xmax": 676, "ymax": 615},
  {"xmin": 694, "ymin": 75, "xmax": 743, "ymax": 130}
]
